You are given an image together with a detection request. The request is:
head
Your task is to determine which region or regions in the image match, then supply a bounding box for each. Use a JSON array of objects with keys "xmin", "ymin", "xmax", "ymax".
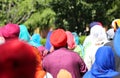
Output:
[
  {"xmin": 89, "ymin": 21, "xmax": 102, "ymax": 28},
  {"xmin": 66, "ymin": 31, "xmax": 76, "ymax": 49},
  {"xmin": 19, "ymin": 24, "xmax": 31, "ymax": 42},
  {"xmin": 50, "ymin": 29, "xmax": 67, "ymax": 49},
  {"xmin": 90, "ymin": 25, "xmax": 108, "ymax": 44},
  {"xmin": 72, "ymin": 32, "xmax": 80, "ymax": 45},
  {"xmin": 0, "ymin": 39, "xmax": 37, "ymax": 78},
  {"xmin": 106, "ymin": 28, "xmax": 115, "ymax": 40},
  {"xmin": 1, "ymin": 23, "xmax": 20, "ymax": 40}
]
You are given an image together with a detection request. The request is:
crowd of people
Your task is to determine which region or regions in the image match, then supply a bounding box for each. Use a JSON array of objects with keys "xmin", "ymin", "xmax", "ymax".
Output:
[{"xmin": 0, "ymin": 19, "xmax": 120, "ymax": 78}]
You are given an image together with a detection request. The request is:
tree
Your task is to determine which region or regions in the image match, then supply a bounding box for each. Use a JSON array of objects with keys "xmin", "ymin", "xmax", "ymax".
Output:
[
  {"xmin": 50, "ymin": 0, "xmax": 120, "ymax": 34},
  {"xmin": 0, "ymin": 0, "xmax": 56, "ymax": 36}
]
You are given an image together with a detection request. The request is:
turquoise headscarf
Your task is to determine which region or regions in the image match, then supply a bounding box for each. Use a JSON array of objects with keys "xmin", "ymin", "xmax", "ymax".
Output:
[
  {"xmin": 72, "ymin": 32, "xmax": 80, "ymax": 45},
  {"xmin": 83, "ymin": 46, "xmax": 119, "ymax": 78},
  {"xmin": 19, "ymin": 25, "xmax": 31, "ymax": 42},
  {"xmin": 29, "ymin": 34, "xmax": 42, "ymax": 47}
]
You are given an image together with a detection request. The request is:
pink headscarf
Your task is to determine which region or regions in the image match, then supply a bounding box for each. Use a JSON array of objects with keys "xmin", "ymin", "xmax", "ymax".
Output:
[
  {"xmin": 66, "ymin": 31, "xmax": 76, "ymax": 49},
  {"xmin": 2, "ymin": 23, "xmax": 20, "ymax": 40}
]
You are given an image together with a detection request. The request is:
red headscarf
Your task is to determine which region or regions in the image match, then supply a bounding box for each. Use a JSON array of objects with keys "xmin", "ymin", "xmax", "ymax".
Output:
[{"xmin": 0, "ymin": 39, "xmax": 37, "ymax": 78}]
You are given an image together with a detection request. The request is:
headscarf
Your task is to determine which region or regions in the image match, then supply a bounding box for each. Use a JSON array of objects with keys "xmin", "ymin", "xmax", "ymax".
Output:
[
  {"xmin": 66, "ymin": 31, "xmax": 76, "ymax": 49},
  {"xmin": 106, "ymin": 28, "xmax": 115, "ymax": 40},
  {"xmin": 90, "ymin": 25, "xmax": 108, "ymax": 45},
  {"xmin": 72, "ymin": 32, "xmax": 80, "ymax": 45},
  {"xmin": 19, "ymin": 24, "xmax": 31, "ymax": 42},
  {"xmin": 114, "ymin": 28, "xmax": 120, "ymax": 57},
  {"xmin": 29, "ymin": 34, "xmax": 42, "ymax": 48},
  {"xmin": 83, "ymin": 46, "xmax": 119, "ymax": 78},
  {"xmin": 0, "ymin": 39, "xmax": 37, "ymax": 78},
  {"xmin": 2, "ymin": 23, "xmax": 20, "ymax": 40},
  {"xmin": 50, "ymin": 29, "xmax": 67, "ymax": 48},
  {"xmin": 45, "ymin": 31, "xmax": 52, "ymax": 51}
]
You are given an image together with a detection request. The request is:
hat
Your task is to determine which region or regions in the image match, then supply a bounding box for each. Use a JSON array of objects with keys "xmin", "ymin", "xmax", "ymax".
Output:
[
  {"xmin": 112, "ymin": 19, "xmax": 120, "ymax": 31},
  {"xmin": 0, "ymin": 39, "xmax": 37, "ymax": 78},
  {"xmin": 50, "ymin": 29, "xmax": 67, "ymax": 48},
  {"xmin": 89, "ymin": 21, "xmax": 102, "ymax": 28},
  {"xmin": 114, "ymin": 28, "xmax": 120, "ymax": 57},
  {"xmin": 2, "ymin": 23, "xmax": 20, "ymax": 40}
]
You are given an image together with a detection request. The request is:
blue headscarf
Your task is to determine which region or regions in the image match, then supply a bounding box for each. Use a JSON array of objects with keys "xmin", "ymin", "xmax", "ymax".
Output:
[
  {"xmin": 83, "ymin": 46, "xmax": 119, "ymax": 78},
  {"xmin": 114, "ymin": 28, "xmax": 120, "ymax": 57},
  {"xmin": 29, "ymin": 34, "xmax": 42, "ymax": 47},
  {"xmin": 19, "ymin": 25, "xmax": 31, "ymax": 42},
  {"xmin": 45, "ymin": 31, "xmax": 52, "ymax": 51},
  {"xmin": 72, "ymin": 32, "xmax": 80, "ymax": 45}
]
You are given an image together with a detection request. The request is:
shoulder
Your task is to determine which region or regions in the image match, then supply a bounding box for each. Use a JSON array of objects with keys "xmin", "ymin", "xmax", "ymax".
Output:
[{"xmin": 83, "ymin": 71, "xmax": 94, "ymax": 78}]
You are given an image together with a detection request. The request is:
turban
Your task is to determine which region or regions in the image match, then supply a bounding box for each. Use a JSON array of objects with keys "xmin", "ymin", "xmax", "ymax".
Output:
[{"xmin": 50, "ymin": 29, "xmax": 67, "ymax": 48}]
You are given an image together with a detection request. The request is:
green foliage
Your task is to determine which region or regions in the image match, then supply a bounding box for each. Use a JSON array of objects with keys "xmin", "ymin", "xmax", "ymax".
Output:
[
  {"xmin": 50, "ymin": 0, "xmax": 120, "ymax": 33},
  {"xmin": 0, "ymin": 0, "xmax": 120, "ymax": 34},
  {"xmin": 24, "ymin": 8, "xmax": 56, "ymax": 33}
]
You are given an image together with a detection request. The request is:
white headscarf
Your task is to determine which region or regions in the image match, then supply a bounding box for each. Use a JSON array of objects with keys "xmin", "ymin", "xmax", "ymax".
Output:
[{"xmin": 90, "ymin": 25, "xmax": 108, "ymax": 45}]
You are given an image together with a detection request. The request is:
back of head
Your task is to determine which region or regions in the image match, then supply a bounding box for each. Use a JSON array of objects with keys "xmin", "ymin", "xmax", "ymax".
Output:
[
  {"xmin": 19, "ymin": 24, "xmax": 31, "ymax": 42},
  {"xmin": 89, "ymin": 21, "xmax": 102, "ymax": 28},
  {"xmin": 0, "ymin": 39, "xmax": 37, "ymax": 78},
  {"xmin": 72, "ymin": 32, "xmax": 80, "ymax": 45},
  {"xmin": 50, "ymin": 29, "xmax": 67, "ymax": 49},
  {"xmin": 2, "ymin": 23, "xmax": 20, "ymax": 40},
  {"xmin": 66, "ymin": 31, "xmax": 75, "ymax": 49},
  {"xmin": 90, "ymin": 25, "xmax": 108, "ymax": 44}
]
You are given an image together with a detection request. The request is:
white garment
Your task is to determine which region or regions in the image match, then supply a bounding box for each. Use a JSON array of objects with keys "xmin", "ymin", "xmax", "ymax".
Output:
[
  {"xmin": 84, "ymin": 44, "xmax": 103, "ymax": 70},
  {"xmin": 44, "ymin": 72, "xmax": 53, "ymax": 78},
  {"xmin": 83, "ymin": 25, "xmax": 109, "ymax": 70}
]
